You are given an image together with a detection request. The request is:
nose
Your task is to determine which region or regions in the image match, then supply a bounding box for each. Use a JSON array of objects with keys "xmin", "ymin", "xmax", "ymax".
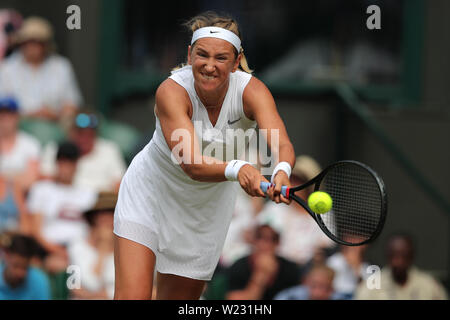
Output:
[{"xmin": 204, "ymin": 59, "xmax": 216, "ymax": 73}]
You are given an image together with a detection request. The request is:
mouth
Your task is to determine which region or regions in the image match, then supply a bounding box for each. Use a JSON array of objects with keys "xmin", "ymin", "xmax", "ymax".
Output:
[{"xmin": 200, "ymin": 72, "xmax": 217, "ymax": 81}]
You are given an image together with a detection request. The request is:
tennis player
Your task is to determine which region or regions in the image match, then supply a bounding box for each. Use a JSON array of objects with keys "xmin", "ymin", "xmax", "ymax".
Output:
[{"xmin": 113, "ymin": 12, "xmax": 295, "ymax": 299}]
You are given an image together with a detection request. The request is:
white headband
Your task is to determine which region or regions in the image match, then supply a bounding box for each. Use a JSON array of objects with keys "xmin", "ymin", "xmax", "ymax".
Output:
[{"xmin": 191, "ymin": 26, "xmax": 241, "ymax": 53}]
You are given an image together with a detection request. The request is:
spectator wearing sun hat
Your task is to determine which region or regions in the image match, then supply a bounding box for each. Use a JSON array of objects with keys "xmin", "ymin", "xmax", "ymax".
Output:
[
  {"xmin": 0, "ymin": 16, "xmax": 82, "ymax": 122},
  {"xmin": 256, "ymin": 155, "xmax": 335, "ymax": 266},
  {"xmin": 0, "ymin": 96, "xmax": 41, "ymax": 191}
]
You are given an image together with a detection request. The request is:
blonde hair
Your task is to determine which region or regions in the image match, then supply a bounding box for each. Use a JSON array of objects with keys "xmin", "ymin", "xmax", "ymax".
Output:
[{"xmin": 176, "ymin": 11, "xmax": 253, "ymax": 73}]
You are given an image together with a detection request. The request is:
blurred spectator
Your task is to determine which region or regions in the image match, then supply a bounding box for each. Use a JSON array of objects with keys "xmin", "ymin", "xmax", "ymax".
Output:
[
  {"xmin": 27, "ymin": 141, "xmax": 97, "ymax": 259},
  {"xmin": 0, "ymin": 175, "xmax": 30, "ymax": 234},
  {"xmin": 40, "ymin": 110, "xmax": 126, "ymax": 193},
  {"xmin": 355, "ymin": 234, "xmax": 448, "ymax": 300},
  {"xmin": 0, "ymin": 16, "xmax": 82, "ymax": 122},
  {"xmin": 0, "ymin": 96, "xmax": 40, "ymax": 191},
  {"xmin": 220, "ymin": 188, "xmax": 264, "ymax": 267},
  {"xmin": 68, "ymin": 192, "xmax": 116, "ymax": 300},
  {"xmin": 225, "ymin": 222, "xmax": 301, "ymax": 300},
  {"xmin": 257, "ymin": 155, "xmax": 335, "ymax": 266},
  {"xmin": 0, "ymin": 9, "xmax": 23, "ymax": 60},
  {"xmin": 326, "ymin": 241, "xmax": 370, "ymax": 299},
  {"xmin": 274, "ymin": 265, "xmax": 348, "ymax": 300},
  {"xmin": 0, "ymin": 232, "xmax": 50, "ymax": 299}
]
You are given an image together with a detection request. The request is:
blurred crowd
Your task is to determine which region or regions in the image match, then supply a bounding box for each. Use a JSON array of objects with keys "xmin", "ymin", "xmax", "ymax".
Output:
[
  {"xmin": 0, "ymin": 10, "xmax": 124, "ymax": 300},
  {"xmin": 204, "ymin": 155, "xmax": 448, "ymax": 300},
  {"xmin": 0, "ymin": 10, "xmax": 447, "ymax": 300}
]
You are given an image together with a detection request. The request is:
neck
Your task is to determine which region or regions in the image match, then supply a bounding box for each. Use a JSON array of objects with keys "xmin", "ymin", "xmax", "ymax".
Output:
[
  {"xmin": 55, "ymin": 177, "xmax": 72, "ymax": 185},
  {"xmin": 194, "ymin": 81, "xmax": 229, "ymax": 109}
]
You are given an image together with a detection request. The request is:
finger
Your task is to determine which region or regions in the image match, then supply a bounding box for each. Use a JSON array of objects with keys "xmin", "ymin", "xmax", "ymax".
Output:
[
  {"xmin": 280, "ymin": 194, "xmax": 291, "ymax": 205},
  {"xmin": 275, "ymin": 194, "xmax": 281, "ymax": 204},
  {"xmin": 273, "ymin": 182, "xmax": 282, "ymax": 194}
]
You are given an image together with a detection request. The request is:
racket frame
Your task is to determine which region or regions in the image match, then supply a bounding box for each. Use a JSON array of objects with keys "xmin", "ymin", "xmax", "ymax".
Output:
[{"xmin": 287, "ymin": 160, "xmax": 387, "ymax": 246}]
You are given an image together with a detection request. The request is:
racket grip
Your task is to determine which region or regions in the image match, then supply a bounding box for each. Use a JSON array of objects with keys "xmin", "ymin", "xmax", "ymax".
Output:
[{"xmin": 260, "ymin": 182, "xmax": 289, "ymax": 198}]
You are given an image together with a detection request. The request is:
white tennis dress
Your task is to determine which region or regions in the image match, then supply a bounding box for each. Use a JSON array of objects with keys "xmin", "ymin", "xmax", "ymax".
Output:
[{"xmin": 114, "ymin": 65, "xmax": 256, "ymax": 280}]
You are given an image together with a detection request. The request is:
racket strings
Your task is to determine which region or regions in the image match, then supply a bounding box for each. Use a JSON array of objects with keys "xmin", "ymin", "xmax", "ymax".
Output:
[{"xmin": 318, "ymin": 163, "xmax": 383, "ymax": 244}]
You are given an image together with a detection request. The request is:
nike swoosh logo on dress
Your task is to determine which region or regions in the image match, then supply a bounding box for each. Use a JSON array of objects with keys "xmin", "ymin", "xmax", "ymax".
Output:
[{"xmin": 227, "ymin": 117, "xmax": 241, "ymax": 125}]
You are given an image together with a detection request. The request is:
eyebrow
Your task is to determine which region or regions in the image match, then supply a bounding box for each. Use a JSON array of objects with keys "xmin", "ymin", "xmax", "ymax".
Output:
[{"xmin": 195, "ymin": 47, "xmax": 232, "ymax": 57}]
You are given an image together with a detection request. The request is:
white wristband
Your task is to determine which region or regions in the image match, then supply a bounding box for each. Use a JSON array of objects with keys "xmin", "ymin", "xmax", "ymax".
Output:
[
  {"xmin": 271, "ymin": 161, "xmax": 292, "ymax": 183},
  {"xmin": 225, "ymin": 160, "xmax": 251, "ymax": 181}
]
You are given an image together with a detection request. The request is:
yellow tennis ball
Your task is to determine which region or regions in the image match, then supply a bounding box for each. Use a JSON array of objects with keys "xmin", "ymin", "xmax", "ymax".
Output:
[{"xmin": 308, "ymin": 191, "xmax": 332, "ymax": 214}]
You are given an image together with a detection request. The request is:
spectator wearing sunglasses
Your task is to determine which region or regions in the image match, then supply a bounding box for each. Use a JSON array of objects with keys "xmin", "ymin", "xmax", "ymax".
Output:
[{"xmin": 40, "ymin": 110, "xmax": 126, "ymax": 193}]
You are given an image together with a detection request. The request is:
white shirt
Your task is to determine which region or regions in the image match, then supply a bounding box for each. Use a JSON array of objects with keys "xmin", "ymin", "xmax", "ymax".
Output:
[
  {"xmin": 327, "ymin": 252, "xmax": 369, "ymax": 295},
  {"xmin": 27, "ymin": 180, "xmax": 97, "ymax": 245},
  {"xmin": 67, "ymin": 238, "xmax": 115, "ymax": 299},
  {"xmin": 258, "ymin": 201, "xmax": 335, "ymax": 265},
  {"xmin": 355, "ymin": 266, "xmax": 448, "ymax": 300},
  {"xmin": 0, "ymin": 131, "xmax": 40, "ymax": 178},
  {"xmin": 0, "ymin": 52, "xmax": 82, "ymax": 114},
  {"xmin": 40, "ymin": 138, "xmax": 126, "ymax": 192}
]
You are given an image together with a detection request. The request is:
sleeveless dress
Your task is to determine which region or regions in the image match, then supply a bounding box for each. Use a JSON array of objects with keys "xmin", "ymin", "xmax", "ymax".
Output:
[{"xmin": 114, "ymin": 66, "xmax": 256, "ymax": 280}]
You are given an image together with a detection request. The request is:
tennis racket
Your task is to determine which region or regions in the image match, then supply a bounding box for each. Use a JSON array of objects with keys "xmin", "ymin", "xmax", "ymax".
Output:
[{"xmin": 260, "ymin": 160, "xmax": 387, "ymax": 246}]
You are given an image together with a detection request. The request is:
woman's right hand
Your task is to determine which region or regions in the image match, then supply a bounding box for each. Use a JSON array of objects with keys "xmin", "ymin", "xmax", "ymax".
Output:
[{"xmin": 237, "ymin": 164, "xmax": 268, "ymax": 198}]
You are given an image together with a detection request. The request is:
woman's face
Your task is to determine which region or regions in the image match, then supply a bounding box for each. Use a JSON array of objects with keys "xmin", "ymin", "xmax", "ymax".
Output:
[{"xmin": 188, "ymin": 37, "xmax": 240, "ymax": 94}]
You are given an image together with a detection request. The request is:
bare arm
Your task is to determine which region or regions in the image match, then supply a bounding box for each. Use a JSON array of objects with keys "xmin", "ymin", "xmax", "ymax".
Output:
[
  {"xmin": 243, "ymin": 77, "xmax": 296, "ymax": 203},
  {"xmin": 155, "ymin": 79, "xmax": 227, "ymax": 182},
  {"xmin": 156, "ymin": 79, "xmax": 268, "ymax": 197},
  {"xmin": 13, "ymin": 184, "xmax": 31, "ymax": 234}
]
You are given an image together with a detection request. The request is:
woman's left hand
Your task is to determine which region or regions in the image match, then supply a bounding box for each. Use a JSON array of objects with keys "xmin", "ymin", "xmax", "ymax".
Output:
[{"xmin": 266, "ymin": 171, "xmax": 291, "ymax": 205}]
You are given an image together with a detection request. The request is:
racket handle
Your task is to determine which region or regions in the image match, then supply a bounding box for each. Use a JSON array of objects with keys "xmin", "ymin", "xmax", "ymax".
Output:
[{"xmin": 260, "ymin": 182, "xmax": 289, "ymax": 198}]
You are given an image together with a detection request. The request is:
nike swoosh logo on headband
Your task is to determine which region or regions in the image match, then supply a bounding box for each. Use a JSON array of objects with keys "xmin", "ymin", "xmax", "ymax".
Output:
[{"xmin": 210, "ymin": 30, "xmax": 220, "ymax": 34}]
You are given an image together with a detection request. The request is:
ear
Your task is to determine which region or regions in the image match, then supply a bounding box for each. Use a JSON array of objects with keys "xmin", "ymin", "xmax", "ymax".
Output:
[
  {"xmin": 231, "ymin": 53, "xmax": 242, "ymax": 73},
  {"xmin": 187, "ymin": 45, "xmax": 192, "ymax": 65}
]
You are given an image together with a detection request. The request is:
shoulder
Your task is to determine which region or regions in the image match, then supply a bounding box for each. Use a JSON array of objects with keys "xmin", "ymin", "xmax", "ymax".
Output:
[
  {"xmin": 243, "ymin": 76, "xmax": 272, "ymax": 101},
  {"xmin": 29, "ymin": 180, "xmax": 54, "ymax": 194},
  {"xmin": 156, "ymin": 78, "xmax": 190, "ymax": 101},
  {"xmin": 242, "ymin": 76, "xmax": 275, "ymax": 120},
  {"xmin": 231, "ymin": 70, "xmax": 252, "ymax": 86},
  {"xmin": 155, "ymin": 78, "xmax": 191, "ymax": 116},
  {"xmin": 0, "ymin": 52, "xmax": 22, "ymax": 69},
  {"xmin": 45, "ymin": 54, "xmax": 73, "ymax": 70},
  {"xmin": 95, "ymin": 138, "xmax": 121, "ymax": 154},
  {"xmin": 17, "ymin": 132, "xmax": 41, "ymax": 151},
  {"xmin": 27, "ymin": 267, "xmax": 50, "ymax": 286},
  {"xmin": 411, "ymin": 267, "xmax": 441, "ymax": 285}
]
